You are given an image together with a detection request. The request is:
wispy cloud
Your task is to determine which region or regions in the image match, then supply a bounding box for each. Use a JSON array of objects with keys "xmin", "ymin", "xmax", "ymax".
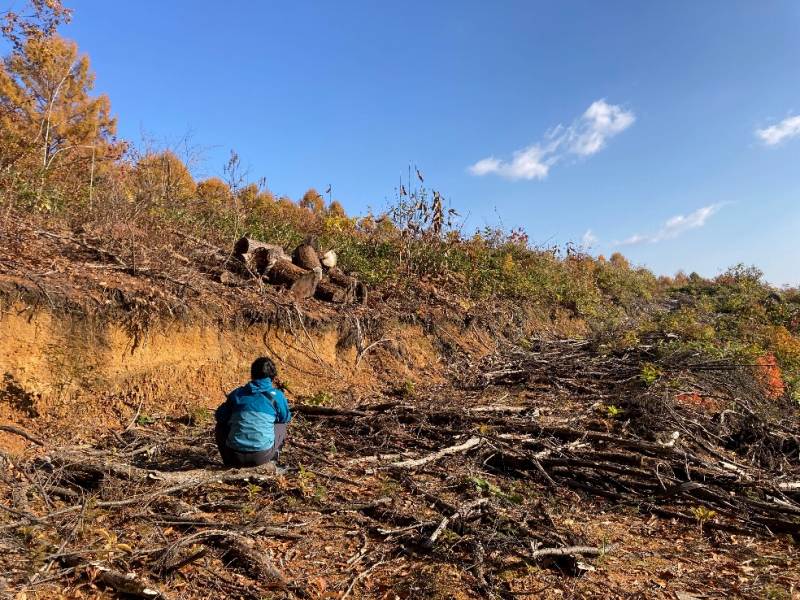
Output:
[
  {"xmin": 468, "ymin": 99, "xmax": 635, "ymax": 181},
  {"xmin": 581, "ymin": 229, "xmax": 598, "ymax": 247},
  {"xmin": 616, "ymin": 203, "xmax": 724, "ymax": 246},
  {"xmin": 756, "ymin": 114, "xmax": 800, "ymax": 146}
]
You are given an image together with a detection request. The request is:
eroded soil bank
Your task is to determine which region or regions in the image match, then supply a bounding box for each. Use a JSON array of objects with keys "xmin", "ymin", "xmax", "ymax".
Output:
[{"xmin": 0, "ymin": 302, "xmax": 470, "ymax": 448}]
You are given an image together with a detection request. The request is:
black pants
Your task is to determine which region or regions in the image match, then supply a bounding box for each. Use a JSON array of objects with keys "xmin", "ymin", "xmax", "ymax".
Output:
[{"xmin": 215, "ymin": 422, "xmax": 287, "ymax": 468}]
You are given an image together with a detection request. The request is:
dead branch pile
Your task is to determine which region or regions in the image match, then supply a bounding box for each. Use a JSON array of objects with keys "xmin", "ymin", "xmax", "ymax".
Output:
[
  {"xmin": 468, "ymin": 338, "xmax": 800, "ymax": 536},
  {"xmin": 1, "ymin": 337, "xmax": 799, "ymax": 598}
]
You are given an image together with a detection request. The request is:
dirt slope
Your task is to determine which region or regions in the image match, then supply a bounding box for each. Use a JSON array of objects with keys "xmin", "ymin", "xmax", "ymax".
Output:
[{"xmin": 1, "ymin": 219, "xmax": 798, "ymax": 599}]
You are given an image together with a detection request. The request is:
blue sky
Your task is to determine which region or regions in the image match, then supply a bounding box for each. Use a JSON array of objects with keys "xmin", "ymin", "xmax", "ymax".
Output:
[{"xmin": 52, "ymin": 1, "xmax": 800, "ymax": 284}]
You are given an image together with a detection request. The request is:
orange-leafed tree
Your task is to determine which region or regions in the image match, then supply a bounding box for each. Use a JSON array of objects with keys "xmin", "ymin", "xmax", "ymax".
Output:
[
  {"xmin": 130, "ymin": 151, "xmax": 196, "ymax": 208},
  {"xmin": 1, "ymin": 0, "xmax": 72, "ymax": 50},
  {"xmin": 609, "ymin": 252, "xmax": 630, "ymax": 269},
  {"xmin": 327, "ymin": 200, "xmax": 346, "ymax": 218},
  {"xmin": 299, "ymin": 188, "xmax": 324, "ymax": 214},
  {"xmin": 196, "ymin": 177, "xmax": 232, "ymax": 207},
  {"xmin": 1, "ymin": 19, "xmax": 123, "ymax": 208}
]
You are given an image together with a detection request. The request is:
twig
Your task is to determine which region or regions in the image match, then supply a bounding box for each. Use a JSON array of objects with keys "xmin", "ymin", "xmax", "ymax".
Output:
[
  {"xmin": 355, "ymin": 338, "xmax": 394, "ymax": 368},
  {"xmin": 341, "ymin": 559, "xmax": 387, "ymax": 599},
  {"xmin": 124, "ymin": 397, "xmax": 145, "ymax": 432}
]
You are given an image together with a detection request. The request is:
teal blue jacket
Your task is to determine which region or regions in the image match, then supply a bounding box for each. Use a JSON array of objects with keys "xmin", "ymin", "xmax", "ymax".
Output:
[{"xmin": 215, "ymin": 377, "xmax": 291, "ymax": 452}]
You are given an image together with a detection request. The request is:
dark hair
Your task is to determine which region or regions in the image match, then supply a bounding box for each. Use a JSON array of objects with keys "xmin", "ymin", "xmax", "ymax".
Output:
[{"xmin": 250, "ymin": 357, "xmax": 277, "ymax": 381}]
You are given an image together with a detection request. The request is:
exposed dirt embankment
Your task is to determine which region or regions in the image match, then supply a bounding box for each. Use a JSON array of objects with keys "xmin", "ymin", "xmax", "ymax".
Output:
[{"xmin": 0, "ymin": 301, "xmax": 482, "ymax": 450}]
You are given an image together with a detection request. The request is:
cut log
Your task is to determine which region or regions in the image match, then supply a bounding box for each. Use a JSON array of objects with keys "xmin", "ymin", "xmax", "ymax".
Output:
[
  {"xmin": 327, "ymin": 267, "xmax": 357, "ymax": 289},
  {"xmin": 327, "ymin": 268, "xmax": 368, "ymax": 304},
  {"xmin": 236, "ymin": 247, "xmax": 285, "ymax": 276},
  {"xmin": 264, "ymin": 259, "xmax": 365, "ymax": 303},
  {"xmin": 315, "ymin": 280, "xmax": 352, "ymax": 303},
  {"xmin": 233, "ymin": 236, "xmax": 286, "ymax": 257},
  {"xmin": 292, "ymin": 242, "xmax": 322, "ymax": 270},
  {"xmin": 290, "ymin": 267, "xmax": 322, "ymax": 300},
  {"xmin": 267, "ymin": 259, "xmax": 309, "ymax": 286},
  {"xmin": 265, "ymin": 260, "xmax": 350, "ymax": 303}
]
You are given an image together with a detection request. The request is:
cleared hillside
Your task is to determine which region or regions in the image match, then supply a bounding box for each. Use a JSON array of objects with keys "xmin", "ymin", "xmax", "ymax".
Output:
[{"xmin": 1, "ymin": 211, "xmax": 799, "ymax": 599}]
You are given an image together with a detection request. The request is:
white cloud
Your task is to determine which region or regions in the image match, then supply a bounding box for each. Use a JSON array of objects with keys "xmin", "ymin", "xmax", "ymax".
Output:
[
  {"xmin": 581, "ymin": 229, "xmax": 598, "ymax": 247},
  {"xmin": 756, "ymin": 115, "xmax": 800, "ymax": 146},
  {"xmin": 568, "ymin": 100, "xmax": 637, "ymax": 156},
  {"xmin": 468, "ymin": 146, "xmax": 552, "ymax": 180},
  {"xmin": 617, "ymin": 204, "xmax": 724, "ymax": 246},
  {"xmin": 468, "ymin": 99, "xmax": 635, "ymax": 180}
]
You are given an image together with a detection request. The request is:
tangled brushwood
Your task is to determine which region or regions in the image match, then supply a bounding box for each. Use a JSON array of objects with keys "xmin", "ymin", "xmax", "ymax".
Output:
[{"xmin": 1, "ymin": 333, "xmax": 799, "ymax": 598}]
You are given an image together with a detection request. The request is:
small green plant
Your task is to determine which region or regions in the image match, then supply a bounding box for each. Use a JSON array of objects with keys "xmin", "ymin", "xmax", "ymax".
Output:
[
  {"xmin": 307, "ymin": 391, "xmax": 334, "ymax": 406},
  {"xmin": 764, "ymin": 585, "xmax": 791, "ymax": 600},
  {"xmin": 313, "ymin": 484, "xmax": 328, "ymax": 503},
  {"xmin": 690, "ymin": 505, "xmax": 716, "ymax": 532},
  {"xmin": 136, "ymin": 413, "xmax": 155, "ymax": 426},
  {"xmin": 605, "ymin": 404, "xmax": 623, "ymax": 418},
  {"xmin": 639, "ymin": 363, "xmax": 662, "ymax": 386},
  {"xmin": 246, "ymin": 483, "xmax": 262, "ymax": 500},
  {"xmin": 471, "ymin": 476, "xmax": 523, "ymax": 504},
  {"xmin": 186, "ymin": 406, "xmax": 212, "ymax": 426},
  {"xmin": 397, "ymin": 379, "xmax": 416, "ymax": 398}
]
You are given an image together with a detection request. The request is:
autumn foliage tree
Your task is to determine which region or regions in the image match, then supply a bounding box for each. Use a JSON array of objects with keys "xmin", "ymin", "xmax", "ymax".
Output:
[
  {"xmin": 327, "ymin": 200, "xmax": 346, "ymax": 218},
  {"xmin": 1, "ymin": 1, "xmax": 122, "ymax": 209},
  {"xmin": 299, "ymin": 188, "xmax": 324, "ymax": 214},
  {"xmin": 129, "ymin": 151, "xmax": 195, "ymax": 208},
  {"xmin": 196, "ymin": 177, "xmax": 232, "ymax": 208}
]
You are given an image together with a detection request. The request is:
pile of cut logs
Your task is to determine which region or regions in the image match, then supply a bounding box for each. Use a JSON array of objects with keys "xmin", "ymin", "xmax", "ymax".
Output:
[{"xmin": 230, "ymin": 236, "xmax": 367, "ymax": 304}]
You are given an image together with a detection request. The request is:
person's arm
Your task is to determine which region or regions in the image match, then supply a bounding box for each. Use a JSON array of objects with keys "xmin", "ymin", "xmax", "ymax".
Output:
[
  {"xmin": 215, "ymin": 394, "xmax": 232, "ymax": 424},
  {"xmin": 272, "ymin": 389, "xmax": 292, "ymax": 423}
]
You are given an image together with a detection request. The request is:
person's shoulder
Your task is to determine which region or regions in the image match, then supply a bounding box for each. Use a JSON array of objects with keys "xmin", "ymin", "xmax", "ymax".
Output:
[{"xmin": 228, "ymin": 383, "xmax": 251, "ymax": 399}]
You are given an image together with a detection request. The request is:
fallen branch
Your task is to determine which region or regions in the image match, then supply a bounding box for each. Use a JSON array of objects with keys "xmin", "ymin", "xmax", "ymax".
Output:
[
  {"xmin": 390, "ymin": 437, "xmax": 482, "ymax": 468},
  {"xmin": 61, "ymin": 557, "xmax": 167, "ymax": 599},
  {"xmin": 421, "ymin": 498, "xmax": 489, "ymax": 549},
  {"xmin": 294, "ymin": 404, "xmax": 368, "ymax": 417},
  {"xmin": 0, "ymin": 424, "xmax": 45, "ymax": 446},
  {"xmin": 529, "ymin": 544, "xmax": 615, "ymax": 560}
]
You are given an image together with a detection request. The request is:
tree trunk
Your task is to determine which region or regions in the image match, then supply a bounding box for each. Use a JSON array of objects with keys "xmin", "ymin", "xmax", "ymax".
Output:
[
  {"xmin": 315, "ymin": 280, "xmax": 351, "ymax": 303},
  {"xmin": 233, "ymin": 236, "xmax": 286, "ymax": 258},
  {"xmin": 292, "ymin": 243, "xmax": 322, "ymax": 270},
  {"xmin": 233, "ymin": 247, "xmax": 274, "ymax": 276},
  {"xmin": 267, "ymin": 259, "xmax": 308, "ymax": 286},
  {"xmin": 328, "ymin": 268, "xmax": 368, "ymax": 304}
]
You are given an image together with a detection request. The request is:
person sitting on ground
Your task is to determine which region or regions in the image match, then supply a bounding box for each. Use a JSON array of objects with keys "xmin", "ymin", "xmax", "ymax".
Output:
[{"xmin": 215, "ymin": 357, "xmax": 291, "ymax": 468}]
